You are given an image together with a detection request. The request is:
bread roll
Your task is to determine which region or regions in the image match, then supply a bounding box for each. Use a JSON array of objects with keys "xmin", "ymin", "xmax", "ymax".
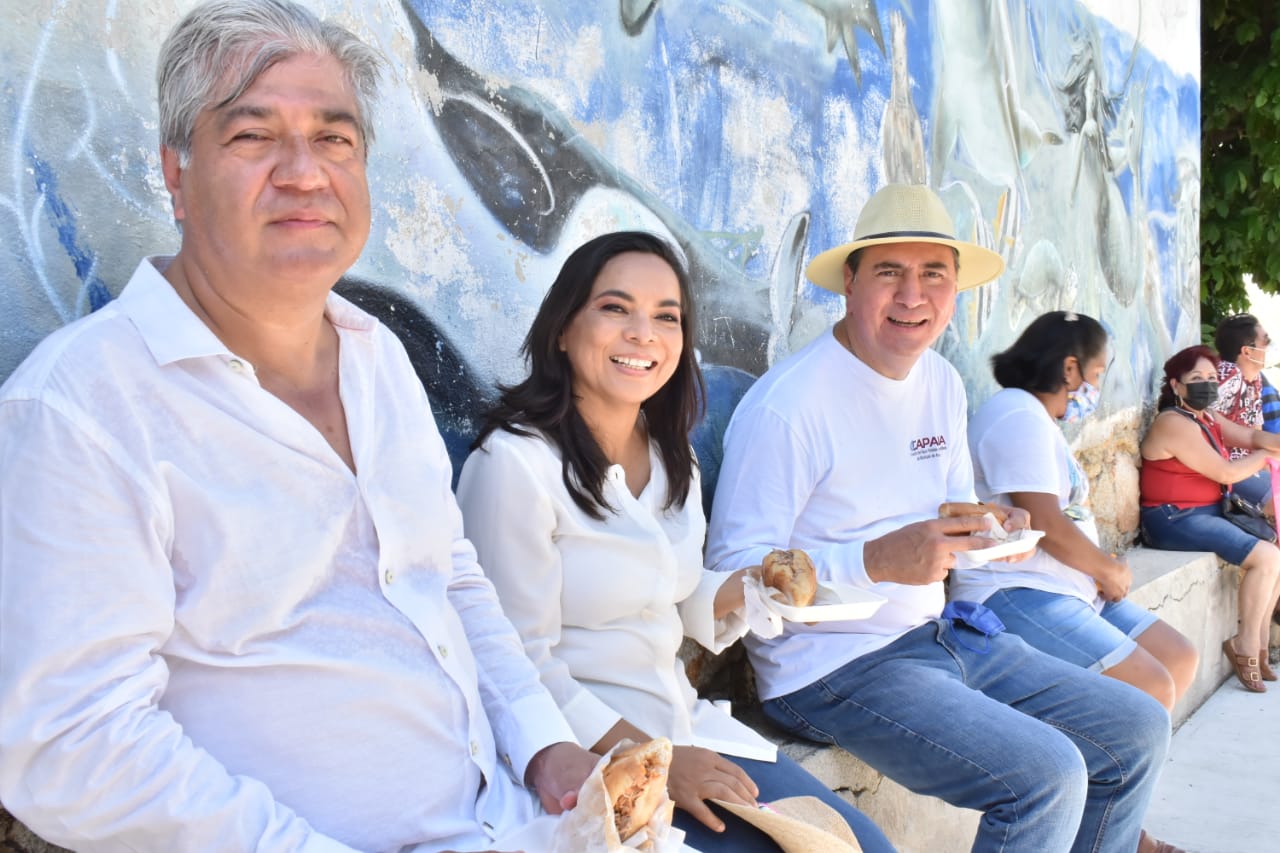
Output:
[
  {"xmin": 602, "ymin": 737, "xmax": 672, "ymax": 841},
  {"xmin": 937, "ymin": 501, "xmax": 1010, "ymax": 525},
  {"xmin": 761, "ymin": 548, "xmax": 818, "ymax": 608}
]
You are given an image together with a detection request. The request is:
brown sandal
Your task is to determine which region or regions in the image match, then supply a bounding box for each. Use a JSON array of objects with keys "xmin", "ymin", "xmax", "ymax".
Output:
[
  {"xmin": 1261, "ymin": 648, "xmax": 1277, "ymax": 682},
  {"xmin": 1139, "ymin": 829, "xmax": 1187, "ymax": 853},
  {"xmin": 1223, "ymin": 639, "xmax": 1266, "ymax": 692}
]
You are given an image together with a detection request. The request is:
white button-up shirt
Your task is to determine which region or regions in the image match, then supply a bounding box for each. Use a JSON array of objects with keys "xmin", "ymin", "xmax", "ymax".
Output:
[
  {"xmin": 0, "ymin": 258, "xmax": 575, "ymax": 852},
  {"xmin": 456, "ymin": 429, "xmax": 774, "ymax": 761}
]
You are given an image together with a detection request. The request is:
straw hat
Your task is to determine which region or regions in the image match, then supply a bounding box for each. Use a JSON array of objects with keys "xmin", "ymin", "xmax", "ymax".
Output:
[
  {"xmin": 805, "ymin": 183, "xmax": 1005, "ymax": 294},
  {"xmin": 713, "ymin": 797, "xmax": 863, "ymax": 852}
]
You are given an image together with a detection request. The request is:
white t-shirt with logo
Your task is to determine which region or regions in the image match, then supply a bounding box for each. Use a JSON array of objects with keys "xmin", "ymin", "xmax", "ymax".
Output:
[
  {"xmin": 950, "ymin": 387, "xmax": 1102, "ymax": 607},
  {"xmin": 706, "ymin": 331, "xmax": 978, "ymax": 699}
]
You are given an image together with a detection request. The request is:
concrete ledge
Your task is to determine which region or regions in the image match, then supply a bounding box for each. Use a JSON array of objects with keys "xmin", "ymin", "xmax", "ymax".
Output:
[
  {"xmin": 736, "ymin": 704, "xmax": 982, "ymax": 851},
  {"xmin": 1126, "ymin": 547, "xmax": 1237, "ymax": 725}
]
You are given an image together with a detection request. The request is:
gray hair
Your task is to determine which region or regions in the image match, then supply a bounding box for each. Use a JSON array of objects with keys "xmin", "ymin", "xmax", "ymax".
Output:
[{"xmin": 157, "ymin": 0, "xmax": 383, "ymax": 162}]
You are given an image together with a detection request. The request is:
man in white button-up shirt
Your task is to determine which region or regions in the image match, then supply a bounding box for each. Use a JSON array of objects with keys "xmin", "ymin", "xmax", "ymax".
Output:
[{"xmin": 0, "ymin": 2, "xmax": 594, "ymax": 851}]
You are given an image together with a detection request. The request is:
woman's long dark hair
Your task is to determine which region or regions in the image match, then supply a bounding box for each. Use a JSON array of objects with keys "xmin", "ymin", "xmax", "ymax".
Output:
[
  {"xmin": 990, "ymin": 311, "xmax": 1108, "ymax": 393},
  {"xmin": 1156, "ymin": 345, "xmax": 1220, "ymax": 410},
  {"xmin": 474, "ymin": 231, "xmax": 705, "ymax": 519}
]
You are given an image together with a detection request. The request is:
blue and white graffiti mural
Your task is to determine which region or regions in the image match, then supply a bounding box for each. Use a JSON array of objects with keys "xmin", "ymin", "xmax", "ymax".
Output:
[{"xmin": 1, "ymin": 0, "xmax": 1199, "ymax": 455}]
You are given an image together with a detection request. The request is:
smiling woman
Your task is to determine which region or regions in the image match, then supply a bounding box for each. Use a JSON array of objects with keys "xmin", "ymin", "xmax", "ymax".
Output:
[
  {"xmin": 470, "ymin": 231, "xmax": 703, "ymax": 518},
  {"xmin": 557, "ymin": 251, "xmax": 685, "ymax": 484},
  {"xmin": 454, "ymin": 231, "xmax": 895, "ymax": 853}
]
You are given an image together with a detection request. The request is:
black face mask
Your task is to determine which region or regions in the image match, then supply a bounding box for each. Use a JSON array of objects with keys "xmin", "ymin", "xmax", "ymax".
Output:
[{"xmin": 1181, "ymin": 380, "xmax": 1219, "ymax": 411}]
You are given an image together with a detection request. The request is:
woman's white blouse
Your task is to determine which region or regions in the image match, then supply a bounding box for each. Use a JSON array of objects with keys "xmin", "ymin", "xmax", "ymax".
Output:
[{"xmin": 456, "ymin": 429, "xmax": 775, "ymax": 761}]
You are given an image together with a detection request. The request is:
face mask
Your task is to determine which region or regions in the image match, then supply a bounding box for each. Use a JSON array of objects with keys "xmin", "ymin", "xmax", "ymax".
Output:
[
  {"xmin": 1061, "ymin": 380, "xmax": 1101, "ymax": 423},
  {"xmin": 1245, "ymin": 344, "xmax": 1277, "ymax": 366},
  {"xmin": 1181, "ymin": 380, "xmax": 1219, "ymax": 411}
]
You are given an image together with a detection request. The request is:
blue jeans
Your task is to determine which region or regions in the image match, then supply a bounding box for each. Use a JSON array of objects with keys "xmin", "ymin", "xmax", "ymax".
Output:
[
  {"xmin": 984, "ymin": 588, "xmax": 1158, "ymax": 672},
  {"xmin": 1140, "ymin": 502, "xmax": 1261, "ymax": 565},
  {"xmin": 761, "ymin": 621, "xmax": 1170, "ymax": 853},
  {"xmin": 1232, "ymin": 468, "xmax": 1273, "ymax": 508},
  {"xmin": 673, "ymin": 751, "xmax": 895, "ymax": 853}
]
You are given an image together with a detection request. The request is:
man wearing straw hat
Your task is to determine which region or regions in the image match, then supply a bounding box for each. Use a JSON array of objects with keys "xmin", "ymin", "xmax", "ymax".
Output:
[{"xmin": 707, "ymin": 184, "xmax": 1171, "ymax": 851}]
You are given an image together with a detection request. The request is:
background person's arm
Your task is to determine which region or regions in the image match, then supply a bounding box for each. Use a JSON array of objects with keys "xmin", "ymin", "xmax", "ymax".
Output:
[
  {"xmin": 1148, "ymin": 411, "xmax": 1273, "ymax": 484},
  {"xmin": 1006, "ymin": 491, "xmax": 1131, "ymax": 600}
]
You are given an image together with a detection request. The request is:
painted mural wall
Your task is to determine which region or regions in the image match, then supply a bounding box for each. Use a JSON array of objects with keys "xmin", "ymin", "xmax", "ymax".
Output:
[{"xmin": 2, "ymin": 0, "xmax": 1200, "ymax": 470}]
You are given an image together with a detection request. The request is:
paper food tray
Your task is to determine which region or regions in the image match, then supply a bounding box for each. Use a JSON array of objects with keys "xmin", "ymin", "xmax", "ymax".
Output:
[
  {"xmin": 962, "ymin": 528, "xmax": 1045, "ymax": 563},
  {"xmin": 766, "ymin": 581, "xmax": 886, "ymax": 623}
]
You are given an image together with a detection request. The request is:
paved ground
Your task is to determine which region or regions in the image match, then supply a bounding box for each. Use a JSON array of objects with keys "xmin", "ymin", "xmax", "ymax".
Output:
[{"xmin": 1144, "ymin": 673, "xmax": 1279, "ymax": 853}]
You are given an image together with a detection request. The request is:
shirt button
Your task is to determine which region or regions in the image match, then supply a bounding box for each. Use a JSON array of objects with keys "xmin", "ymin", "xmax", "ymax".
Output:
[
  {"xmin": 228, "ymin": 359, "xmax": 246, "ymax": 373},
  {"xmin": 470, "ymin": 740, "xmax": 480, "ymax": 757},
  {"xmin": 503, "ymin": 753, "xmax": 513, "ymax": 768},
  {"xmin": 384, "ymin": 569, "xmax": 395, "ymax": 584},
  {"xmin": 438, "ymin": 644, "xmax": 449, "ymax": 659}
]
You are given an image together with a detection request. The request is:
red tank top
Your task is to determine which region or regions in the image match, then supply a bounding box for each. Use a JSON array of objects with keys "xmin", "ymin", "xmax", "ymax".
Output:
[{"xmin": 1140, "ymin": 411, "xmax": 1229, "ymax": 508}]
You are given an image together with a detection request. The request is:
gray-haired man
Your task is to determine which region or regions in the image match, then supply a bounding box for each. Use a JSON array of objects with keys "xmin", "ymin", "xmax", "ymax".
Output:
[{"xmin": 0, "ymin": 2, "xmax": 593, "ymax": 850}]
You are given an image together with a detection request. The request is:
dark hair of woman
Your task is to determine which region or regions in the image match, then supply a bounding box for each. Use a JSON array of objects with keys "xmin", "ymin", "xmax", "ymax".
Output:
[
  {"xmin": 474, "ymin": 231, "xmax": 705, "ymax": 520},
  {"xmin": 1213, "ymin": 313, "xmax": 1260, "ymax": 363},
  {"xmin": 990, "ymin": 311, "xmax": 1108, "ymax": 393},
  {"xmin": 1156, "ymin": 344, "xmax": 1221, "ymax": 410}
]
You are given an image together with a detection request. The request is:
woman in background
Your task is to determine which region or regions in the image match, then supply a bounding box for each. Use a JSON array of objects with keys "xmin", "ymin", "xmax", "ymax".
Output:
[
  {"xmin": 1139, "ymin": 345, "xmax": 1280, "ymax": 692},
  {"xmin": 456, "ymin": 231, "xmax": 893, "ymax": 853},
  {"xmin": 955, "ymin": 311, "xmax": 1198, "ymax": 712}
]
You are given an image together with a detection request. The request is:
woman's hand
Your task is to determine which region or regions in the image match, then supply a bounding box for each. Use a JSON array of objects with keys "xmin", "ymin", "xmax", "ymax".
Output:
[
  {"xmin": 712, "ymin": 568, "xmax": 750, "ymax": 619},
  {"xmin": 667, "ymin": 745, "xmax": 759, "ymax": 832}
]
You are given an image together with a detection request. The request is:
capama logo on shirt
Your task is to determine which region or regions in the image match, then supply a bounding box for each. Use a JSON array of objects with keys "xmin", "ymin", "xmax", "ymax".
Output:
[{"xmin": 909, "ymin": 434, "xmax": 947, "ymax": 461}]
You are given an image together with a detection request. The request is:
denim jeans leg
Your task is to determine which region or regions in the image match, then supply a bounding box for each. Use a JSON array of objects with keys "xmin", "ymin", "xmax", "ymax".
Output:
[
  {"xmin": 950, "ymin": 630, "xmax": 1170, "ymax": 853},
  {"xmin": 763, "ymin": 623, "xmax": 1088, "ymax": 853}
]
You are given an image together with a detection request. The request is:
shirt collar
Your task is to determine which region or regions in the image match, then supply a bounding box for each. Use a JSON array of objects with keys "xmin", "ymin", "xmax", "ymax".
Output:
[{"xmin": 119, "ymin": 256, "xmax": 377, "ymax": 368}]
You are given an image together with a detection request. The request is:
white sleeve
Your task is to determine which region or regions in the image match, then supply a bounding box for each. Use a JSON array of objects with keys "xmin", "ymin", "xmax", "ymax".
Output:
[
  {"xmin": 706, "ymin": 402, "xmax": 875, "ymax": 590},
  {"xmin": 971, "ymin": 404, "xmax": 1061, "ymax": 498},
  {"xmin": 0, "ymin": 398, "xmax": 358, "ymax": 853},
  {"xmin": 440, "ymin": 458, "xmax": 579, "ymax": 782},
  {"xmin": 676, "ymin": 569, "xmax": 748, "ymax": 653},
  {"xmin": 456, "ymin": 436, "xmax": 624, "ymax": 750}
]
